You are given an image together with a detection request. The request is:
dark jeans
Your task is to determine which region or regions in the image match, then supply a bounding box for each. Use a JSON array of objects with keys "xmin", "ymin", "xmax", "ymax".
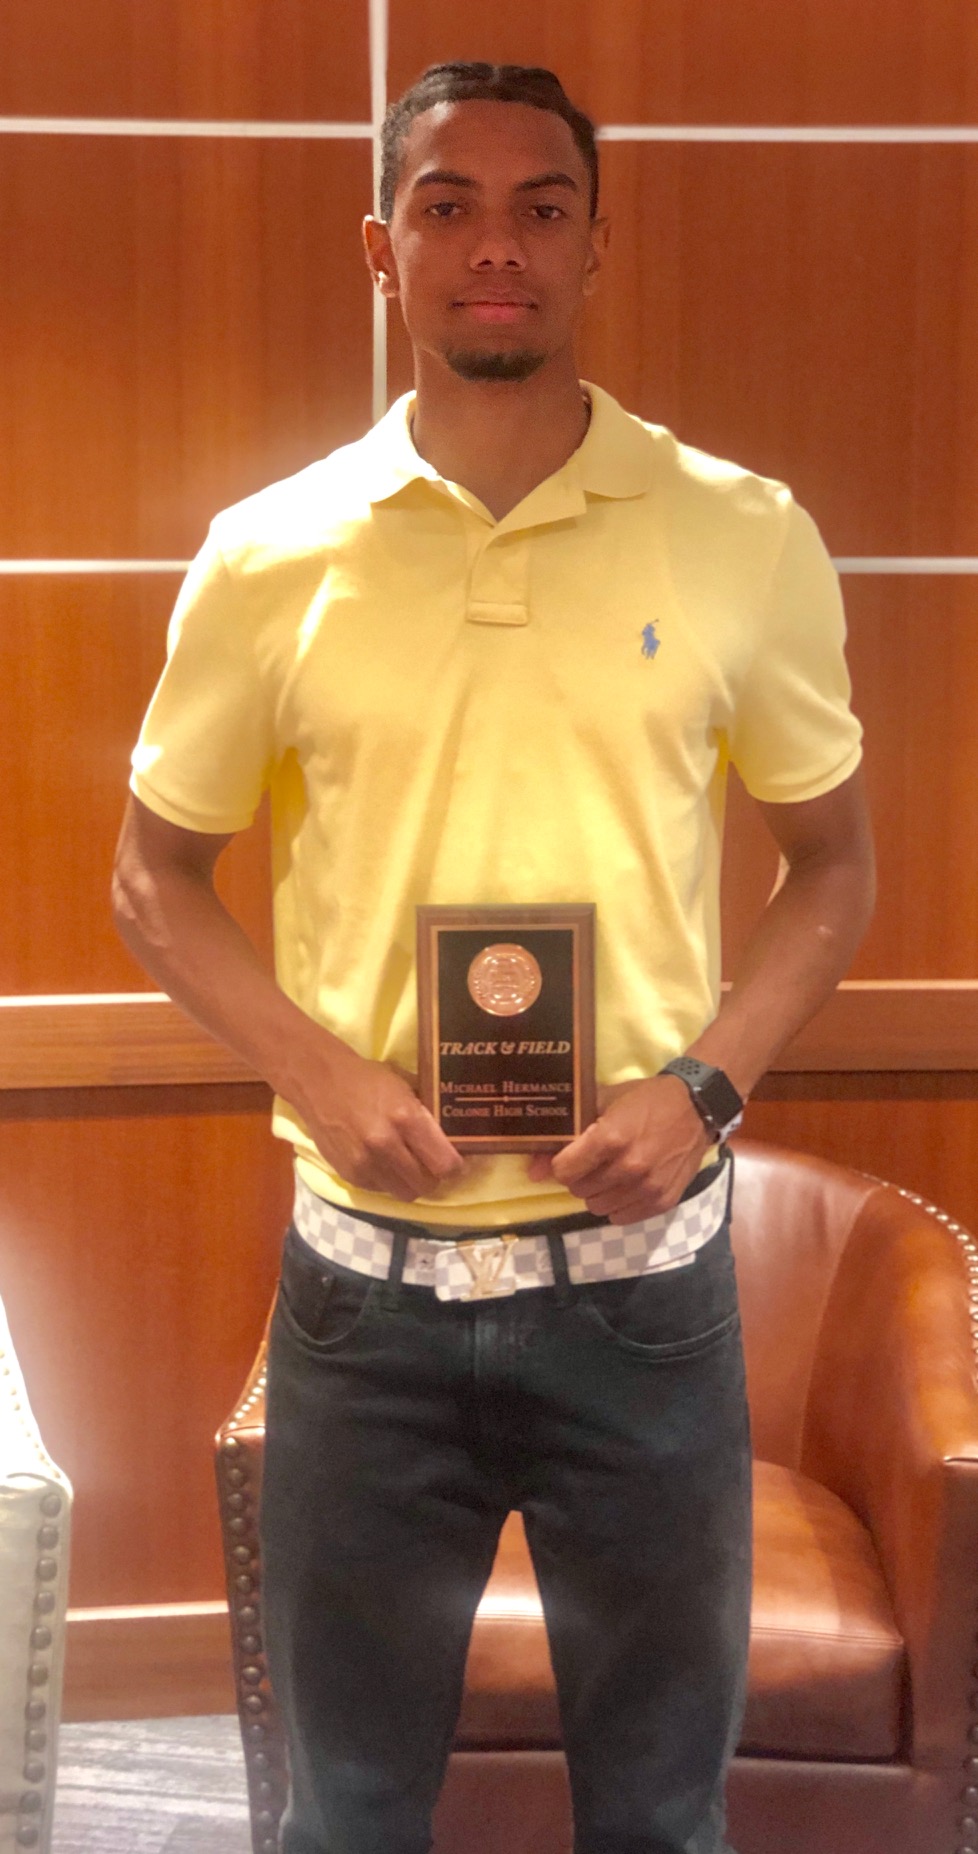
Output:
[{"xmin": 260, "ymin": 1168, "xmax": 752, "ymax": 1854}]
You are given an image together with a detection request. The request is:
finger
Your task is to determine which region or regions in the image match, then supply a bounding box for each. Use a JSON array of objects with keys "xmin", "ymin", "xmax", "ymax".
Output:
[
  {"xmin": 551, "ymin": 1121, "xmax": 625, "ymax": 1187},
  {"xmin": 552, "ymin": 1144, "xmax": 641, "ymax": 1201},
  {"xmin": 526, "ymin": 1152, "xmax": 555, "ymax": 1182},
  {"xmin": 358, "ymin": 1136, "xmax": 429, "ymax": 1201},
  {"xmin": 554, "ymin": 1155, "xmax": 633, "ymax": 1201},
  {"xmin": 583, "ymin": 1172, "xmax": 692, "ymax": 1221},
  {"xmin": 349, "ymin": 1109, "xmax": 442, "ymax": 1201},
  {"xmin": 378, "ymin": 1066, "xmax": 463, "ymax": 1181},
  {"xmin": 583, "ymin": 1189, "xmax": 664, "ymax": 1223},
  {"xmin": 401, "ymin": 1105, "xmax": 466, "ymax": 1181}
]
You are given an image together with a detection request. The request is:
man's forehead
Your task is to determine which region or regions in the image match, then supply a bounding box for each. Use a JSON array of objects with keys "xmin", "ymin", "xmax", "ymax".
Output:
[{"xmin": 398, "ymin": 99, "xmax": 585, "ymax": 191}]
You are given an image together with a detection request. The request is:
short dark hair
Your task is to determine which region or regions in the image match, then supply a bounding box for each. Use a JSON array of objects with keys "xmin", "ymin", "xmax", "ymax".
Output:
[{"xmin": 379, "ymin": 62, "xmax": 599, "ymax": 224}]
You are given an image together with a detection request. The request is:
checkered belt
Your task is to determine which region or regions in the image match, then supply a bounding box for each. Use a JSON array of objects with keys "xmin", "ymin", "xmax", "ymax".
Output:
[{"xmin": 292, "ymin": 1156, "xmax": 732, "ymax": 1303}]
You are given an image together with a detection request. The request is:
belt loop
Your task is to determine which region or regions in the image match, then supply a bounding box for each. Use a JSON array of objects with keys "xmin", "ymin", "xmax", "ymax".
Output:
[
  {"xmin": 380, "ymin": 1229, "xmax": 409, "ymax": 1310},
  {"xmin": 545, "ymin": 1231, "xmax": 574, "ymax": 1307}
]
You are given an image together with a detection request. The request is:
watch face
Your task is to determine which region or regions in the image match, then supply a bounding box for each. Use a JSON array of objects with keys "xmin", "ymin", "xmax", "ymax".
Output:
[
  {"xmin": 698, "ymin": 1069, "xmax": 744, "ymax": 1133},
  {"xmin": 661, "ymin": 1057, "xmax": 744, "ymax": 1136}
]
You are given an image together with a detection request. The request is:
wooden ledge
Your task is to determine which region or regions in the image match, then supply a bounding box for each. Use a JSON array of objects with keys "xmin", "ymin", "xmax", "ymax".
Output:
[
  {"xmin": 0, "ymin": 994, "xmax": 257, "ymax": 1089},
  {"xmin": 0, "ymin": 982, "xmax": 976, "ymax": 1090}
]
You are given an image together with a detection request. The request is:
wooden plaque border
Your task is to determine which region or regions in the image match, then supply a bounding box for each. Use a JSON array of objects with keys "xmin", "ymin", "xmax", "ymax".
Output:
[{"xmin": 416, "ymin": 904, "xmax": 597, "ymax": 1153}]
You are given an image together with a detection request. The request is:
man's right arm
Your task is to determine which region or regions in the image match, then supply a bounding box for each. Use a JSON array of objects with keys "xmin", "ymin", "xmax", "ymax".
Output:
[{"xmin": 111, "ymin": 795, "xmax": 463, "ymax": 1202}]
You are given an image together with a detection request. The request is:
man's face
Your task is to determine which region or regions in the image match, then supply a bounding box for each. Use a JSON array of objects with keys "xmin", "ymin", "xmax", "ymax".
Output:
[{"xmin": 365, "ymin": 100, "xmax": 607, "ymax": 384}]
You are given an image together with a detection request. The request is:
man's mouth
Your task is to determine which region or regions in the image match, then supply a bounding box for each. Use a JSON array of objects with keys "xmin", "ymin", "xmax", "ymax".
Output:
[{"xmin": 453, "ymin": 295, "xmax": 537, "ymax": 324}]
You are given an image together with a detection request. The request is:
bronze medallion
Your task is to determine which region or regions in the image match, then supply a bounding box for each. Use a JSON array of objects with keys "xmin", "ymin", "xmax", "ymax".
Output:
[{"xmin": 467, "ymin": 943, "xmax": 543, "ymax": 1017}]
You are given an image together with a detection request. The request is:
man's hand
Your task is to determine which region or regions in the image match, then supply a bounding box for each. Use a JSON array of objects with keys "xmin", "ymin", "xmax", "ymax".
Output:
[
  {"xmin": 112, "ymin": 797, "xmax": 464, "ymax": 1203},
  {"xmin": 527, "ymin": 1075, "xmax": 711, "ymax": 1223},
  {"xmin": 293, "ymin": 1040, "xmax": 465, "ymax": 1203}
]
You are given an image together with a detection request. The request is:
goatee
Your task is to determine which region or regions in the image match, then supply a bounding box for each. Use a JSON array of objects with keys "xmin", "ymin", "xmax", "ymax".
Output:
[{"xmin": 444, "ymin": 347, "xmax": 547, "ymax": 384}]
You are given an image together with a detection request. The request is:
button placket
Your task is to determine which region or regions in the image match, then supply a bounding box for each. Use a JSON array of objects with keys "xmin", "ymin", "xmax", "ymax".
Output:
[{"xmin": 467, "ymin": 532, "xmax": 531, "ymax": 628}]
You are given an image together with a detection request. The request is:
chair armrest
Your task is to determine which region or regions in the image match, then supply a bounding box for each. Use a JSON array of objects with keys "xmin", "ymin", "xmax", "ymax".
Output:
[{"xmin": 801, "ymin": 1181, "xmax": 978, "ymax": 1767}]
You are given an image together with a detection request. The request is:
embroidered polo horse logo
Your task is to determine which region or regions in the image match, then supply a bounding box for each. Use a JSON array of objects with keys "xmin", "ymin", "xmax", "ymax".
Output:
[{"xmin": 641, "ymin": 622, "xmax": 660, "ymax": 660}]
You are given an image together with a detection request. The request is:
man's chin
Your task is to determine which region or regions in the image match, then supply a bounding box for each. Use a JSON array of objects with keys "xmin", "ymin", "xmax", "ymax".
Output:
[{"xmin": 443, "ymin": 347, "xmax": 547, "ymax": 384}]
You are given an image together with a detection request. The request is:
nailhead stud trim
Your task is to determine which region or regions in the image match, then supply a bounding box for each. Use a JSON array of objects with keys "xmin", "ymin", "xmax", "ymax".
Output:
[
  {"xmin": 867, "ymin": 1177, "xmax": 978, "ymax": 1390},
  {"xmin": 217, "ymin": 1393, "xmax": 288, "ymax": 1850},
  {"xmin": 16, "ymin": 1482, "xmax": 67, "ymax": 1854},
  {"xmin": 863, "ymin": 1174, "xmax": 978, "ymax": 1854}
]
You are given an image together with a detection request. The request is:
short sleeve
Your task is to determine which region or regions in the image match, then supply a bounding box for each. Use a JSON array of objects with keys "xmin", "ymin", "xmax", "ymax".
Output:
[
  {"xmin": 130, "ymin": 532, "xmax": 274, "ymax": 832},
  {"xmin": 728, "ymin": 497, "xmax": 863, "ymax": 803}
]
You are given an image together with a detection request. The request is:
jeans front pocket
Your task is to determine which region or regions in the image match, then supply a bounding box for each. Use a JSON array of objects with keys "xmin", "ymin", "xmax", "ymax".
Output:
[
  {"xmin": 274, "ymin": 1225, "xmax": 379, "ymax": 1355},
  {"xmin": 576, "ymin": 1222, "xmax": 740, "ymax": 1360}
]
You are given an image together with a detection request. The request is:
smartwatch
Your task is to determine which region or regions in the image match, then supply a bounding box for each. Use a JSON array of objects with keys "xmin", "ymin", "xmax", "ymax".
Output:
[{"xmin": 659, "ymin": 1056, "xmax": 745, "ymax": 1141}]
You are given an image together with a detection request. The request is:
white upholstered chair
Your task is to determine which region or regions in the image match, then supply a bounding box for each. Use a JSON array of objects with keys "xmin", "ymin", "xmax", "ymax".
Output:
[{"xmin": 0, "ymin": 1293, "xmax": 71, "ymax": 1854}]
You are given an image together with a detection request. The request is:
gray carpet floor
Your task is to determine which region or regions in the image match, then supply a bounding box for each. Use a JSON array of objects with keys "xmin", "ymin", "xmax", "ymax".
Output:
[{"xmin": 51, "ymin": 1716, "xmax": 253, "ymax": 1854}]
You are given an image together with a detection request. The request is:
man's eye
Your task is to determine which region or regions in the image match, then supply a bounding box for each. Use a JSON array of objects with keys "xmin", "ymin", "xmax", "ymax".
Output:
[
  {"xmin": 425, "ymin": 201, "xmax": 462, "ymax": 219},
  {"xmin": 531, "ymin": 204, "xmax": 565, "ymax": 221}
]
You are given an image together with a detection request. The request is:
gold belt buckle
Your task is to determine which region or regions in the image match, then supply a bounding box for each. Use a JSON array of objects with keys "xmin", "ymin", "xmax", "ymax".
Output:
[{"xmin": 454, "ymin": 1233, "xmax": 520, "ymax": 1300}]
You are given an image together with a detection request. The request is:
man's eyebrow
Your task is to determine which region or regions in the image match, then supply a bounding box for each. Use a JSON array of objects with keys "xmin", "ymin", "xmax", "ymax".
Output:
[
  {"xmin": 515, "ymin": 171, "xmax": 579, "ymax": 194},
  {"xmin": 412, "ymin": 169, "xmax": 478, "ymax": 191},
  {"xmin": 411, "ymin": 168, "xmax": 580, "ymax": 194}
]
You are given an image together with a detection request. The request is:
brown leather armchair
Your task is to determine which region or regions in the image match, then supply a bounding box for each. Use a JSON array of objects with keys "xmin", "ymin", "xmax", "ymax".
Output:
[{"xmin": 215, "ymin": 1139, "xmax": 978, "ymax": 1854}]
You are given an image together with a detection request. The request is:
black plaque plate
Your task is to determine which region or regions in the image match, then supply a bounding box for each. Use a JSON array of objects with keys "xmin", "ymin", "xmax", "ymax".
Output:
[{"xmin": 417, "ymin": 905, "xmax": 596, "ymax": 1153}]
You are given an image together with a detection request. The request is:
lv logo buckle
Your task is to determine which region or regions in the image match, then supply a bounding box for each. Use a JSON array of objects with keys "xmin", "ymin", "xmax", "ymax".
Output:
[{"xmin": 455, "ymin": 1234, "xmax": 520, "ymax": 1300}]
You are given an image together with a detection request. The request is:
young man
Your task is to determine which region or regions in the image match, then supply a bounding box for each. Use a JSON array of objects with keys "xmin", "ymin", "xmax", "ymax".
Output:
[{"xmin": 114, "ymin": 63, "xmax": 874, "ymax": 1854}]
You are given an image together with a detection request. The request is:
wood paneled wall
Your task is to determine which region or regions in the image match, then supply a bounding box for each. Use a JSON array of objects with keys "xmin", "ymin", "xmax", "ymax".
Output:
[{"xmin": 1, "ymin": 0, "xmax": 976, "ymax": 1714}]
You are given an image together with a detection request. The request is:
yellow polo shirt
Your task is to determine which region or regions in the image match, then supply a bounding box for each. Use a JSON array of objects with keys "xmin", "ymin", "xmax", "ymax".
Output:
[{"xmin": 131, "ymin": 382, "xmax": 862, "ymax": 1226}]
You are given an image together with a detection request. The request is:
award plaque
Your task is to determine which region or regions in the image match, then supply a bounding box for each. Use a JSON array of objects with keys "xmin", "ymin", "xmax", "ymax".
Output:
[{"xmin": 416, "ymin": 905, "xmax": 596, "ymax": 1153}]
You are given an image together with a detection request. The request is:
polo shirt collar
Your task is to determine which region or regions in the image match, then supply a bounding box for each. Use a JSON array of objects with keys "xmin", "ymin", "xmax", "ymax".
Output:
[
  {"xmin": 576, "ymin": 382, "xmax": 655, "ymax": 500},
  {"xmin": 359, "ymin": 380, "xmax": 654, "ymax": 523}
]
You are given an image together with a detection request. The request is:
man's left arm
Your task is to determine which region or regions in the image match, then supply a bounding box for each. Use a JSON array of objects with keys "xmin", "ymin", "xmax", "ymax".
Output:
[{"xmin": 535, "ymin": 765, "xmax": 875, "ymax": 1223}]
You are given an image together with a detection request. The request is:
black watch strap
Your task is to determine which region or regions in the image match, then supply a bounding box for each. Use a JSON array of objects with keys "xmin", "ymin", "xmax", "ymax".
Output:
[{"xmin": 660, "ymin": 1057, "xmax": 745, "ymax": 1139}]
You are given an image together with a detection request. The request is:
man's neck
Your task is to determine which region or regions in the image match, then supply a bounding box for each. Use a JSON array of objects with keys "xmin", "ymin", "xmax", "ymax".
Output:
[{"xmin": 408, "ymin": 354, "xmax": 591, "ymax": 522}]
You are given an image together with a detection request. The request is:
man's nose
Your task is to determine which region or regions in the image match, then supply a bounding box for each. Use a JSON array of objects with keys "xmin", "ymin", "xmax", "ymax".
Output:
[{"xmin": 468, "ymin": 226, "xmax": 527, "ymax": 270}]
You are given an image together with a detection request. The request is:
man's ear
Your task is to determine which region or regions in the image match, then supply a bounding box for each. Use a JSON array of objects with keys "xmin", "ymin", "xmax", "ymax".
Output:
[
  {"xmin": 583, "ymin": 215, "xmax": 610, "ymax": 298},
  {"xmin": 362, "ymin": 215, "xmax": 400, "ymax": 297}
]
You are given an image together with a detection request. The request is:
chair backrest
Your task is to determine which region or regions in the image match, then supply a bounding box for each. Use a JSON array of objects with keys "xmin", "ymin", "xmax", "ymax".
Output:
[{"xmin": 729, "ymin": 1139, "xmax": 882, "ymax": 1469}]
